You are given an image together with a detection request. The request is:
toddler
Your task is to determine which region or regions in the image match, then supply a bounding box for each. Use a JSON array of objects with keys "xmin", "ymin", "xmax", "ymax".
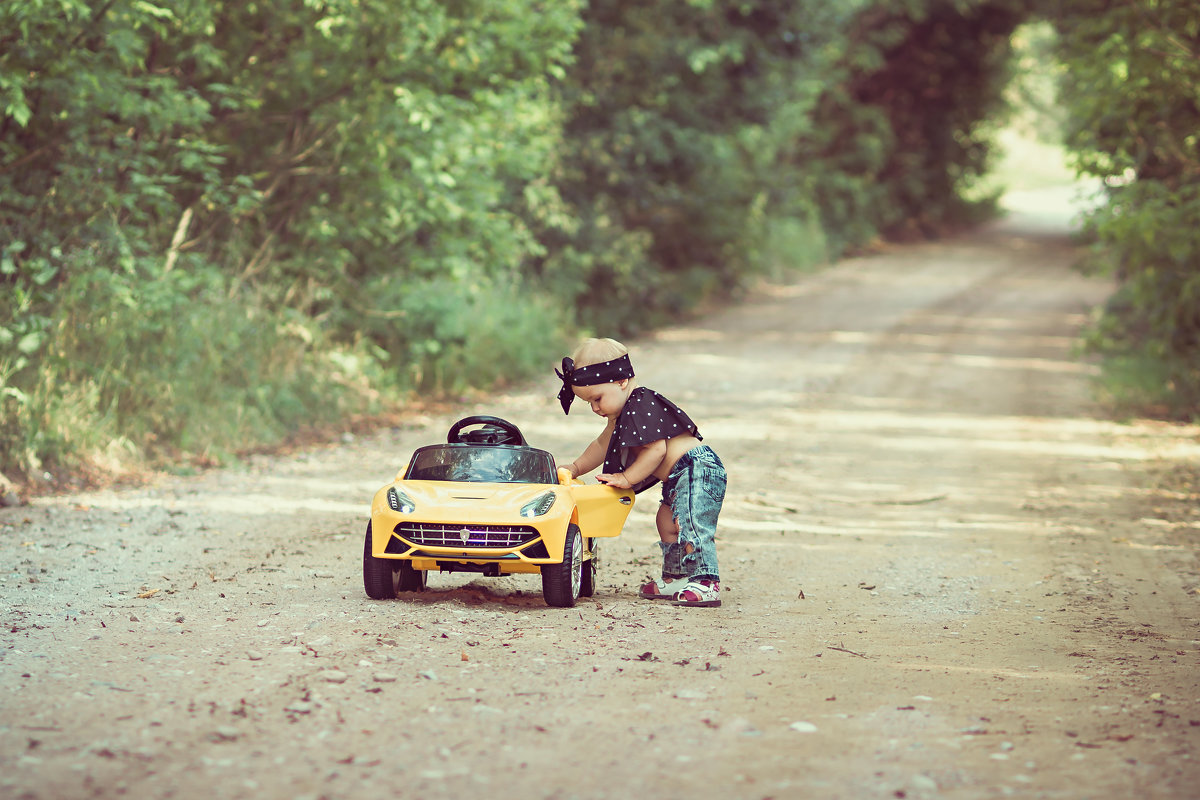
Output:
[{"xmin": 555, "ymin": 338, "xmax": 726, "ymax": 607}]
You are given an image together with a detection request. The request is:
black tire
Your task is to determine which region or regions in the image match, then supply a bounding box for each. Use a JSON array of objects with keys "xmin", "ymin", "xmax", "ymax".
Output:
[
  {"xmin": 363, "ymin": 522, "xmax": 397, "ymax": 600},
  {"xmin": 541, "ymin": 524, "xmax": 582, "ymax": 608},
  {"xmin": 579, "ymin": 538, "xmax": 597, "ymax": 598},
  {"xmin": 396, "ymin": 560, "xmax": 427, "ymax": 592}
]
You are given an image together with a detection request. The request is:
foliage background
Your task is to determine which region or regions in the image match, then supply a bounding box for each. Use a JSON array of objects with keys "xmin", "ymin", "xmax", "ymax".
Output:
[
  {"xmin": 1, "ymin": 0, "xmax": 1195, "ymax": 484},
  {"xmin": 1052, "ymin": 0, "xmax": 1200, "ymax": 417}
]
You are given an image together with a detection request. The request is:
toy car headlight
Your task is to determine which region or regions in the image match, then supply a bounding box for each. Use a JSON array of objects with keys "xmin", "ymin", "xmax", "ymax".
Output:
[
  {"xmin": 387, "ymin": 487, "xmax": 416, "ymax": 513},
  {"xmin": 519, "ymin": 491, "xmax": 556, "ymax": 518}
]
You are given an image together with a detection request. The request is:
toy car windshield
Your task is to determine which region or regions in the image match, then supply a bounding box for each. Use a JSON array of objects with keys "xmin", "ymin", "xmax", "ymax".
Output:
[{"xmin": 404, "ymin": 444, "xmax": 556, "ymax": 484}]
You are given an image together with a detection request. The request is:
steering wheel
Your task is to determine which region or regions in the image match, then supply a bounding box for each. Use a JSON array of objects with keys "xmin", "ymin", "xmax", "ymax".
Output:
[{"xmin": 446, "ymin": 415, "xmax": 527, "ymax": 446}]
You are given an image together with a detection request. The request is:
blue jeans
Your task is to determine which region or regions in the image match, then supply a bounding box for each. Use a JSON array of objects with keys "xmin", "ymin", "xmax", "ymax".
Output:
[{"xmin": 660, "ymin": 446, "xmax": 725, "ymax": 582}]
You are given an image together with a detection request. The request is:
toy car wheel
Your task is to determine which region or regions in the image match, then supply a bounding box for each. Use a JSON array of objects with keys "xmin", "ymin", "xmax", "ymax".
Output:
[
  {"xmin": 363, "ymin": 522, "xmax": 397, "ymax": 600},
  {"xmin": 396, "ymin": 560, "xmax": 426, "ymax": 592},
  {"xmin": 541, "ymin": 523, "xmax": 582, "ymax": 608},
  {"xmin": 580, "ymin": 538, "xmax": 598, "ymax": 598}
]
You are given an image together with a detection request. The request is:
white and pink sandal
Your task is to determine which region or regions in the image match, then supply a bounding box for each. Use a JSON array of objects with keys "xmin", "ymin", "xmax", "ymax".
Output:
[
  {"xmin": 673, "ymin": 580, "xmax": 721, "ymax": 607},
  {"xmin": 639, "ymin": 575, "xmax": 689, "ymax": 600}
]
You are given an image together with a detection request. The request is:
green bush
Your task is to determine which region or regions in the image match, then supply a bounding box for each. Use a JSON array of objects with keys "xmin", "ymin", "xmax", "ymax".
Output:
[
  {"xmin": 360, "ymin": 274, "xmax": 570, "ymax": 395},
  {"xmin": 1078, "ymin": 182, "xmax": 1200, "ymax": 415},
  {"xmin": 30, "ymin": 258, "xmax": 376, "ymax": 469},
  {"xmin": 1055, "ymin": 0, "xmax": 1200, "ymax": 417},
  {"xmin": 544, "ymin": 0, "xmax": 855, "ymax": 334},
  {"xmin": 0, "ymin": 0, "xmax": 584, "ymax": 480}
]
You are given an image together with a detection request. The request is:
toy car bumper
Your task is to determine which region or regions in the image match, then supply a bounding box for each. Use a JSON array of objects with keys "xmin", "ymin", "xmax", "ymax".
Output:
[
  {"xmin": 372, "ymin": 512, "xmax": 569, "ymax": 565},
  {"xmin": 368, "ymin": 480, "xmax": 632, "ymax": 571}
]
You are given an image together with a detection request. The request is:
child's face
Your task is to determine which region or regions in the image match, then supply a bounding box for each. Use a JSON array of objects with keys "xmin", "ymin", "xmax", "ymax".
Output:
[{"xmin": 572, "ymin": 379, "xmax": 630, "ymax": 419}]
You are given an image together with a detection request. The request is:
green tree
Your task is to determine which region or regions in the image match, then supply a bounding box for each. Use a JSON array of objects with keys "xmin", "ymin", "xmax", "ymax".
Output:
[
  {"xmin": 0, "ymin": 0, "xmax": 581, "ymax": 479},
  {"xmin": 1054, "ymin": 0, "xmax": 1200, "ymax": 416},
  {"xmin": 808, "ymin": 0, "xmax": 1031, "ymax": 251},
  {"xmin": 541, "ymin": 0, "xmax": 854, "ymax": 334}
]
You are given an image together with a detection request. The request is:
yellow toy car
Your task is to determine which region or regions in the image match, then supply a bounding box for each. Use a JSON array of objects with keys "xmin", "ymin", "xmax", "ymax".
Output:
[{"xmin": 363, "ymin": 415, "xmax": 635, "ymax": 607}]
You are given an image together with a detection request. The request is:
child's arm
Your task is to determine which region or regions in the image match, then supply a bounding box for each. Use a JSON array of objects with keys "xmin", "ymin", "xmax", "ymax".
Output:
[
  {"xmin": 562, "ymin": 417, "xmax": 616, "ymax": 478},
  {"xmin": 596, "ymin": 439, "xmax": 666, "ymax": 489}
]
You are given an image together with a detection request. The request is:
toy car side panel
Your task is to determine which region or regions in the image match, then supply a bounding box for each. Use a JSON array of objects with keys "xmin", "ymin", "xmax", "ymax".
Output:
[{"xmin": 570, "ymin": 485, "xmax": 634, "ymax": 538}]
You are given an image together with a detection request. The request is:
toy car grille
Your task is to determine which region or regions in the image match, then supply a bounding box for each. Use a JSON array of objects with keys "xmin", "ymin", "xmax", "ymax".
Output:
[{"xmin": 394, "ymin": 522, "xmax": 539, "ymax": 549}]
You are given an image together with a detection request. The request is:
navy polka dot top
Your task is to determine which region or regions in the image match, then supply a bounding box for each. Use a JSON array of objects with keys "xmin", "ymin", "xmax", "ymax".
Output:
[{"xmin": 602, "ymin": 387, "xmax": 701, "ymax": 491}]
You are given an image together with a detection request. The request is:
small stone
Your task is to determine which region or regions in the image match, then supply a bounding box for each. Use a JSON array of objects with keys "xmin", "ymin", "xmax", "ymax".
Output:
[
  {"xmin": 129, "ymin": 615, "xmax": 139, "ymax": 623},
  {"xmin": 789, "ymin": 721, "xmax": 818, "ymax": 733},
  {"xmin": 320, "ymin": 670, "xmax": 349, "ymax": 684},
  {"xmin": 285, "ymin": 702, "xmax": 312, "ymax": 714},
  {"xmin": 418, "ymin": 669, "xmax": 437, "ymax": 681},
  {"xmin": 210, "ymin": 726, "xmax": 239, "ymax": 742},
  {"xmin": 373, "ymin": 673, "xmax": 397, "ymax": 683},
  {"xmin": 724, "ymin": 717, "xmax": 761, "ymax": 736},
  {"xmin": 0, "ymin": 474, "xmax": 23, "ymax": 507},
  {"xmin": 246, "ymin": 651, "xmax": 264, "ymax": 661},
  {"xmin": 909, "ymin": 774, "xmax": 938, "ymax": 792}
]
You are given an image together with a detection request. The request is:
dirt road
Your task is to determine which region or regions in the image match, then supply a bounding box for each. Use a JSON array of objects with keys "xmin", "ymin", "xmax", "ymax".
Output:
[{"xmin": 3, "ymin": 203, "xmax": 1199, "ymax": 800}]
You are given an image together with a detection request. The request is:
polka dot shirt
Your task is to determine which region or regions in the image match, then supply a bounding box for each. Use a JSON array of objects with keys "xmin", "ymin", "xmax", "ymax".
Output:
[{"xmin": 602, "ymin": 386, "xmax": 701, "ymax": 490}]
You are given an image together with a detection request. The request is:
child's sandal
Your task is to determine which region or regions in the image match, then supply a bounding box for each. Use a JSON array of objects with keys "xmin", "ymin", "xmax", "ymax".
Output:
[
  {"xmin": 673, "ymin": 580, "xmax": 722, "ymax": 608},
  {"xmin": 639, "ymin": 575, "xmax": 688, "ymax": 600}
]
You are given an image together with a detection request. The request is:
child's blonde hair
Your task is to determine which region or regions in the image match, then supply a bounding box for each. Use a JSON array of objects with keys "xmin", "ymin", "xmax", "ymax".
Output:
[{"xmin": 571, "ymin": 337, "xmax": 628, "ymax": 368}]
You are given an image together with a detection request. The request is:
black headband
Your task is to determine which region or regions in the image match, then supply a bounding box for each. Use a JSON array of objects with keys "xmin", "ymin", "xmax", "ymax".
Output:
[{"xmin": 554, "ymin": 354, "xmax": 635, "ymax": 414}]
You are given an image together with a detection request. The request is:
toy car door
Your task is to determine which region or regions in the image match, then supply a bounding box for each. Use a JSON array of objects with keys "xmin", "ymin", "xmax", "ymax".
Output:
[{"xmin": 570, "ymin": 484, "xmax": 635, "ymax": 538}]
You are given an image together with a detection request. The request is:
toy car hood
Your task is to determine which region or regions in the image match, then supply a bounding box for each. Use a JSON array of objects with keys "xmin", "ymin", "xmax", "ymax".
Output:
[{"xmin": 372, "ymin": 478, "xmax": 633, "ymax": 537}]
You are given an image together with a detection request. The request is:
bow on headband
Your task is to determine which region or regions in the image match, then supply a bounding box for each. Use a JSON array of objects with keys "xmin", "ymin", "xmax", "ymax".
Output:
[{"xmin": 555, "ymin": 354, "xmax": 635, "ymax": 414}]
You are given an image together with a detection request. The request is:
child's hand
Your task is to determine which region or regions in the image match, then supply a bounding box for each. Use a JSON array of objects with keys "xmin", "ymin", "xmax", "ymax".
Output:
[{"xmin": 596, "ymin": 472, "xmax": 631, "ymax": 489}]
